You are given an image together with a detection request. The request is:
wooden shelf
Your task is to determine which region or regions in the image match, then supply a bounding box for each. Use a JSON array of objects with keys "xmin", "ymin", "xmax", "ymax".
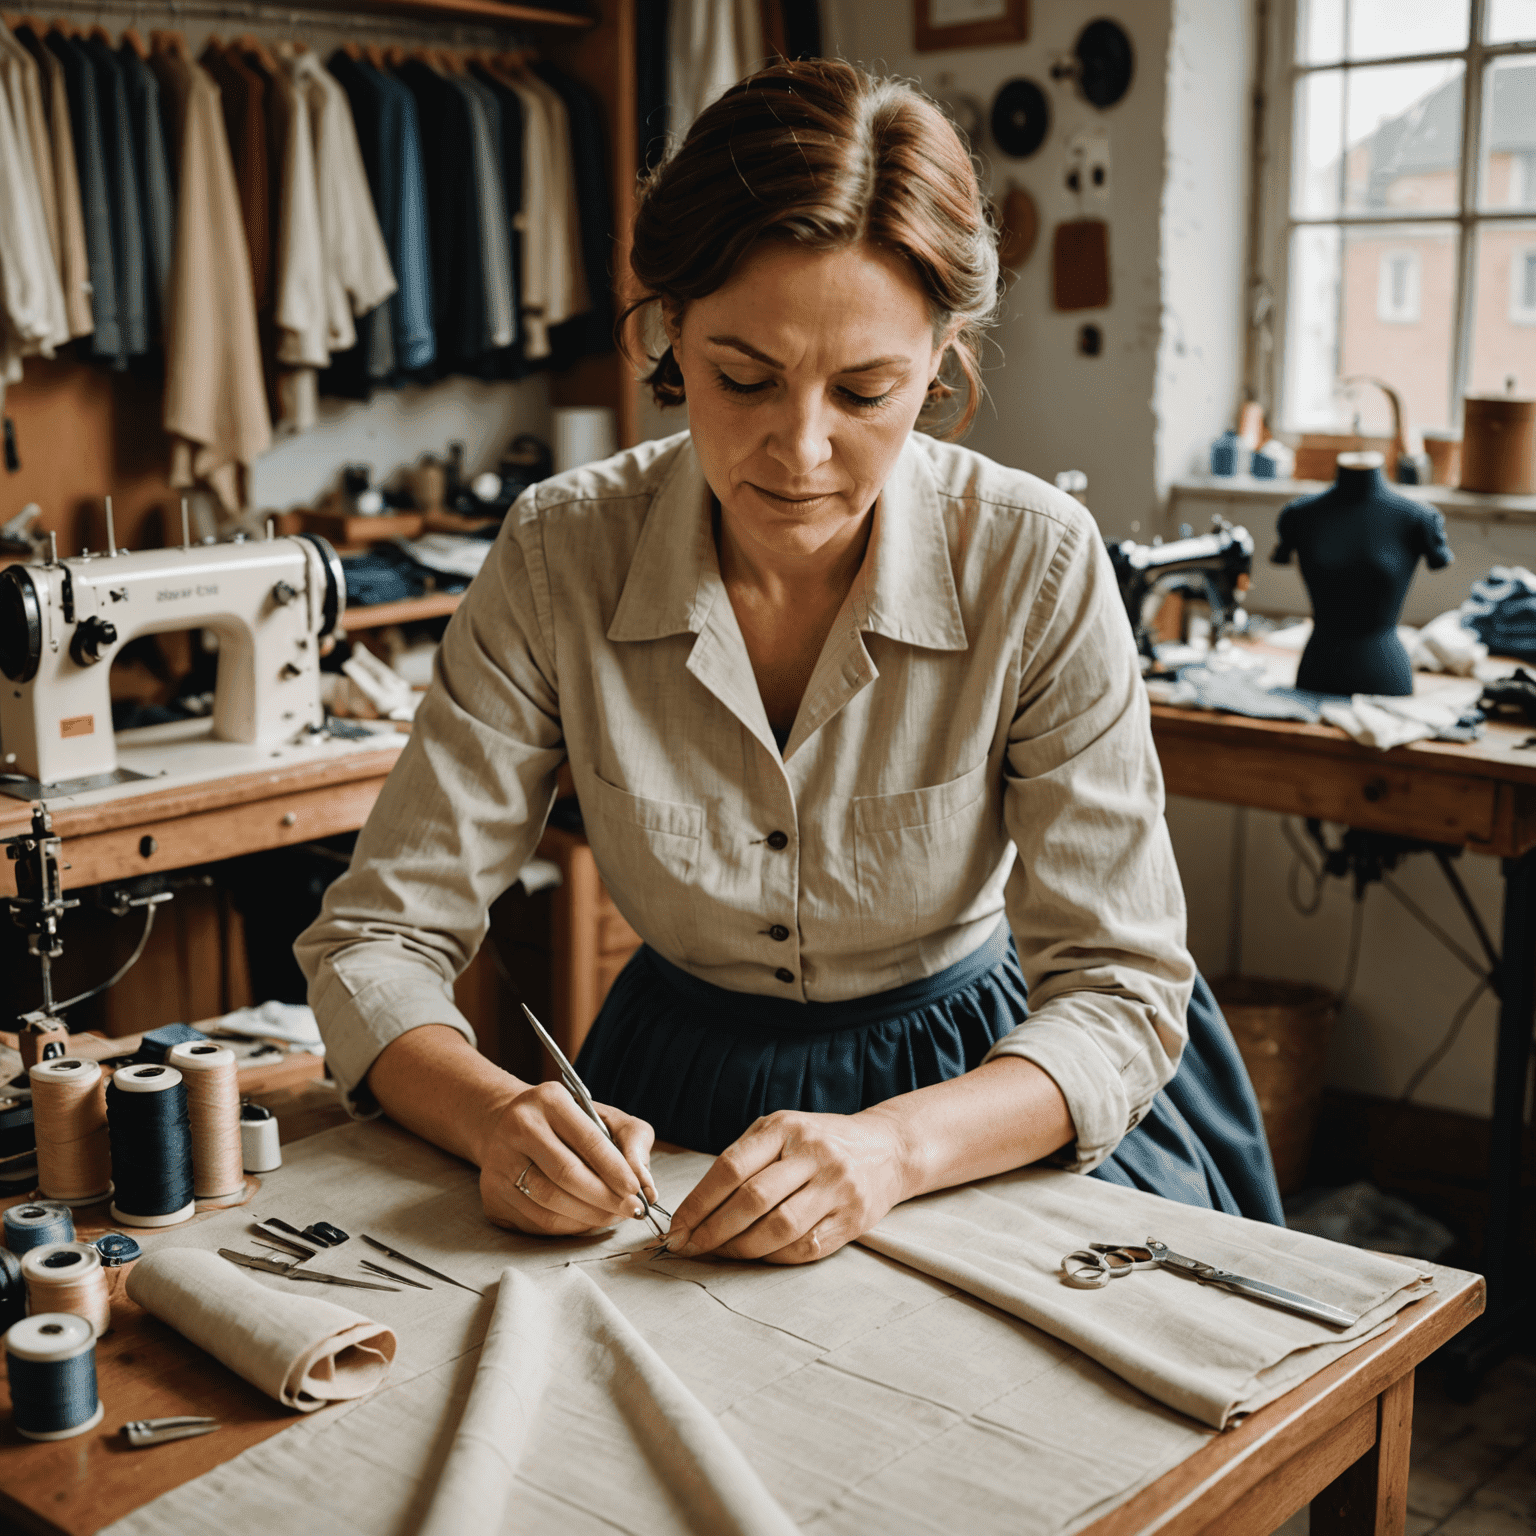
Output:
[{"xmin": 341, "ymin": 591, "xmax": 464, "ymax": 631}]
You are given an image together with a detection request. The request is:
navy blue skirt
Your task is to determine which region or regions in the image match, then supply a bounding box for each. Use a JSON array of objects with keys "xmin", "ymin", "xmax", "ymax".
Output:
[{"xmin": 576, "ymin": 921, "xmax": 1284, "ymax": 1225}]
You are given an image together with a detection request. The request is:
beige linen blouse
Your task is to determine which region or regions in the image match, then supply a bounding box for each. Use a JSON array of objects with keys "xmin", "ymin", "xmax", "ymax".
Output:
[{"xmin": 297, "ymin": 431, "xmax": 1195, "ymax": 1172}]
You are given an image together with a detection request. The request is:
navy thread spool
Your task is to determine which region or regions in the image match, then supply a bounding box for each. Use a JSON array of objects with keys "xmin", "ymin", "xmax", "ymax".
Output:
[
  {"xmin": 6, "ymin": 1313, "xmax": 103, "ymax": 1440},
  {"xmin": 3, "ymin": 1202, "xmax": 74, "ymax": 1255},
  {"xmin": 106, "ymin": 1065, "xmax": 196, "ymax": 1228},
  {"xmin": 0, "ymin": 1250, "xmax": 25, "ymax": 1333}
]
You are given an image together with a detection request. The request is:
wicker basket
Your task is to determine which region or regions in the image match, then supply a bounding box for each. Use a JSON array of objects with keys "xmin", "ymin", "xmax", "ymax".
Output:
[{"xmin": 1211, "ymin": 975, "xmax": 1339, "ymax": 1196}]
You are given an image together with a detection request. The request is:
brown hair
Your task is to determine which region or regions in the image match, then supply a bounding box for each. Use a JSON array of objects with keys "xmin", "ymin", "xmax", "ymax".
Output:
[{"xmin": 623, "ymin": 60, "xmax": 1000, "ymax": 437}]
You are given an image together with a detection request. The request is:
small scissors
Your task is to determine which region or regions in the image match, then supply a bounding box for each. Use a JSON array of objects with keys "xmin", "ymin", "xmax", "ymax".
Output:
[
  {"xmin": 1059, "ymin": 1238, "xmax": 1356, "ymax": 1329},
  {"xmin": 520, "ymin": 1004, "xmax": 672, "ymax": 1242}
]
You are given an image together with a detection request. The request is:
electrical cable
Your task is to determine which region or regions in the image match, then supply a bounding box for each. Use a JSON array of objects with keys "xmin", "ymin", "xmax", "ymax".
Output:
[
  {"xmin": 1399, "ymin": 977, "xmax": 1492, "ymax": 1106},
  {"xmin": 1335, "ymin": 893, "xmax": 1367, "ymax": 1010},
  {"xmin": 48, "ymin": 904, "xmax": 158, "ymax": 1017},
  {"xmin": 1379, "ymin": 876, "xmax": 1489, "ymax": 984},
  {"xmin": 1280, "ymin": 817, "xmax": 1326, "ymax": 917},
  {"xmin": 1432, "ymin": 851, "xmax": 1501, "ymax": 976}
]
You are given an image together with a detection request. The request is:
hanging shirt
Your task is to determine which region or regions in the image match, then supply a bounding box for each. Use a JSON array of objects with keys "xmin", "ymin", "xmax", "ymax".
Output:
[
  {"xmin": 0, "ymin": 27, "xmax": 60, "ymax": 283},
  {"xmin": 17, "ymin": 25, "xmax": 94, "ymax": 337},
  {"xmin": 453, "ymin": 72, "xmax": 514, "ymax": 353},
  {"xmin": 117, "ymin": 45, "xmax": 174, "ymax": 345},
  {"xmin": 667, "ymin": 0, "xmax": 763, "ymax": 139},
  {"xmin": 198, "ymin": 43, "xmax": 270, "ymax": 312},
  {"xmin": 149, "ymin": 40, "xmax": 269, "ymax": 510},
  {"xmin": 296, "ymin": 431, "xmax": 1195, "ymax": 1172},
  {"xmin": 496, "ymin": 71, "xmax": 556, "ymax": 359},
  {"xmin": 83, "ymin": 36, "xmax": 147, "ymax": 361}
]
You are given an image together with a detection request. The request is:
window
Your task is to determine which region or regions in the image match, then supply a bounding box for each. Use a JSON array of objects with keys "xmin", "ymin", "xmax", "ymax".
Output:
[
  {"xmin": 1266, "ymin": 3, "xmax": 1536, "ymax": 436},
  {"xmin": 1377, "ymin": 249, "xmax": 1422, "ymax": 320},
  {"xmin": 1514, "ymin": 246, "xmax": 1536, "ymax": 320}
]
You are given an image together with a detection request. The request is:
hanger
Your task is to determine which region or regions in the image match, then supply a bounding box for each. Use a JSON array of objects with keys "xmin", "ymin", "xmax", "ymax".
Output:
[
  {"xmin": 88, "ymin": 24, "xmax": 114, "ymax": 45},
  {"xmin": 150, "ymin": 27, "xmax": 189, "ymax": 56},
  {"xmin": 121, "ymin": 27, "xmax": 147, "ymax": 57},
  {"xmin": 363, "ymin": 42, "xmax": 387, "ymax": 70},
  {"xmin": 338, "ymin": 39, "xmax": 362, "ymax": 58},
  {"xmin": 234, "ymin": 31, "xmax": 278, "ymax": 73}
]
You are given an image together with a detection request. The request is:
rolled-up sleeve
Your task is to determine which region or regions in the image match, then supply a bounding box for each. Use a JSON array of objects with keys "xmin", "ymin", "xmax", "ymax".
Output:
[
  {"xmin": 985, "ymin": 512, "xmax": 1195, "ymax": 1172},
  {"xmin": 295, "ymin": 512, "xmax": 565, "ymax": 1113}
]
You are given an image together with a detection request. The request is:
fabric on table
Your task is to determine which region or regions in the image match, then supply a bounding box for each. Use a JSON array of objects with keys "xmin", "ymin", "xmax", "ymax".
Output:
[
  {"xmin": 149, "ymin": 39, "xmax": 270, "ymax": 509},
  {"xmin": 83, "ymin": 36, "xmax": 148, "ymax": 361},
  {"xmin": 1462, "ymin": 565, "xmax": 1536, "ymax": 663},
  {"xmin": 48, "ymin": 30, "xmax": 121, "ymax": 359},
  {"xmin": 418, "ymin": 1266, "xmax": 799, "ymax": 1536},
  {"xmin": 860, "ymin": 1166, "xmax": 1430, "ymax": 1429},
  {"xmin": 299, "ymin": 432, "xmax": 1196, "ymax": 1181},
  {"xmin": 15, "ymin": 26, "xmax": 93, "ymax": 337},
  {"xmin": 100, "ymin": 1121, "xmax": 1451, "ymax": 1536},
  {"xmin": 117, "ymin": 45, "xmax": 173, "ymax": 344},
  {"xmin": 127, "ymin": 1246, "xmax": 397, "ymax": 1410}
]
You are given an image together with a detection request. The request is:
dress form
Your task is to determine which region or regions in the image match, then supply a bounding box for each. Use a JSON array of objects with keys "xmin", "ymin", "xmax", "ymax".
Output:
[{"xmin": 1271, "ymin": 451, "xmax": 1453, "ymax": 697}]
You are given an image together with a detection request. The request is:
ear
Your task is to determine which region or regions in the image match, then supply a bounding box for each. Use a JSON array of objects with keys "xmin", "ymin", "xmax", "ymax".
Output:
[
  {"xmin": 929, "ymin": 318, "xmax": 965, "ymax": 385},
  {"xmin": 660, "ymin": 297, "xmax": 686, "ymax": 350}
]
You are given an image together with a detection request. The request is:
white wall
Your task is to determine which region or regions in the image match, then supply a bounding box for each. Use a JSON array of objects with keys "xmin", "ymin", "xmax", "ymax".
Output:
[{"xmin": 827, "ymin": 0, "xmax": 1250, "ymax": 536}]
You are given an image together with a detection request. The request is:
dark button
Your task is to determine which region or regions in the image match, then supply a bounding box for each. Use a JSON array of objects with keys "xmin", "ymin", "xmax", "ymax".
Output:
[
  {"xmin": 774, "ymin": 967, "xmax": 795, "ymax": 984},
  {"xmin": 766, "ymin": 830, "xmax": 789, "ymax": 850},
  {"xmin": 768, "ymin": 924, "xmax": 790, "ymax": 942}
]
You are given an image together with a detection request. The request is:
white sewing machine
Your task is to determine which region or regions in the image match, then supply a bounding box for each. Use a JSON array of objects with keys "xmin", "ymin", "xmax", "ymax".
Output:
[{"xmin": 0, "ymin": 527, "xmax": 361, "ymax": 799}]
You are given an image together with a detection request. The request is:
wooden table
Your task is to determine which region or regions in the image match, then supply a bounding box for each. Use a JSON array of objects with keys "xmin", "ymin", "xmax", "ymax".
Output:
[
  {"xmin": 1149, "ymin": 673, "xmax": 1536, "ymax": 1392},
  {"xmin": 0, "ymin": 1091, "xmax": 1484, "ymax": 1536}
]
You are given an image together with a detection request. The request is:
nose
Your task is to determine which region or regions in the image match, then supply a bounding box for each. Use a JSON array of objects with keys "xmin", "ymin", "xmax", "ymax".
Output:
[{"xmin": 764, "ymin": 386, "xmax": 833, "ymax": 479}]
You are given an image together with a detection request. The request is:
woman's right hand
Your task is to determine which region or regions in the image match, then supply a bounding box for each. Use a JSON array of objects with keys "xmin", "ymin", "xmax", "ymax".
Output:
[{"xmin": 477, "ymin": 1079, "xmax": 659, "ymax": 1236}]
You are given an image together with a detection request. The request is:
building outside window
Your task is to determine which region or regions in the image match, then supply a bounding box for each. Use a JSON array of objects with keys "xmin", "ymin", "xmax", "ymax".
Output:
[{"xmin": 1268, "ymin": 1, "xmax": 1536, "ymax": 438}]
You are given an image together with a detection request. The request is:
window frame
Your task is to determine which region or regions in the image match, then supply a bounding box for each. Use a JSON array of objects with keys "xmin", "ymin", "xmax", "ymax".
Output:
[
  {"xmin": 1513, "ymin": 245, "xmax": 1536, "ymax": 321},
  {"xmin": 1254, "ymin": 0, "xmax": 1536, "ymax": 434}
]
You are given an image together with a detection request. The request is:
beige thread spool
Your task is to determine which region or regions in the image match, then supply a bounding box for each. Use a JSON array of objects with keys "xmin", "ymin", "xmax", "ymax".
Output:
[
  {"xmin": 29, "ymin": 1059, "xmax": 113, "ymax": 1207},
  {"xmin": 168, "ymin": 1042, "xmax": 245, "ymax": 1201},
  {"xmin": 22, "ymin": 1242, "xmax": 111, "ymax": 1337}
]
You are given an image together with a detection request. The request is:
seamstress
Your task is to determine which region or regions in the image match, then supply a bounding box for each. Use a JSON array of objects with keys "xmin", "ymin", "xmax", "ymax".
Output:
[{"xmin": 297, "ymin": 60, "xmax": 1282, "ymax": 1264}]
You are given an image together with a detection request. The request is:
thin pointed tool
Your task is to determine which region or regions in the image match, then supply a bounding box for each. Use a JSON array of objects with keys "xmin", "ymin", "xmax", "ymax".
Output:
[
  {"xmin": 359, "ymin": 1235, "xmax": 482, "ymax": 1295},
  {"xmin": 360, "ymin": 1259, "xmax": 431, "ymax": 1290}
]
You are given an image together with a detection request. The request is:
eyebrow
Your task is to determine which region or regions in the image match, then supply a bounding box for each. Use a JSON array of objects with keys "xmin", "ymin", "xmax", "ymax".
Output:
[{"xmin": 705, "ymin": 335, "xmax": 909, "ymax": 373}]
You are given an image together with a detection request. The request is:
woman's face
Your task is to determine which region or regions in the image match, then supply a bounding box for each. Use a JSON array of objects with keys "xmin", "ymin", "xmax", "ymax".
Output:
[{"xmin": 668, "ymin": 241, "xmax": 950, "ymax": 567}]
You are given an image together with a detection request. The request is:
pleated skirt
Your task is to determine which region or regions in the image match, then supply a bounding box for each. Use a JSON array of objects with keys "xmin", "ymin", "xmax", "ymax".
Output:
[{"xmin": 576, "ymin": 920, "xmax": 1285, "ymax": 1225}]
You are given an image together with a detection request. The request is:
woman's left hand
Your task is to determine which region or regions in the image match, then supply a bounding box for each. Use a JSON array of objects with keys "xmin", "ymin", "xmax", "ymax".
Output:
[{"xmin": 664, "ymin": 1108, "xmax": 912, "ymax": 1264}]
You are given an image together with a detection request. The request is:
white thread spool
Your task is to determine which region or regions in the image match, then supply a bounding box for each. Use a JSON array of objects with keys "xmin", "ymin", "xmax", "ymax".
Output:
[
  {"xmin": 5, "ymin": 1312, "xmax": 103, "ymax": 1439},
  {"xmin": 21, "ymin": 1243, "xmax": 111, "ymax": 1337},
  {"xmin": 239, "ymin": 1103, "xmax": 282, "ymax": 1173},
  {"xmin": 29, "ymin": 1059, "xmax": 113, "ymax": 1206},
  {"xmin": 168, "ymin": 1042, "xmax": 245, "ymax": 1200}
]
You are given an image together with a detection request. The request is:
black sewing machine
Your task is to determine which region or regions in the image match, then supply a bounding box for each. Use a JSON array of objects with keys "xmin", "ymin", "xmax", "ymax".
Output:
[{"xmin": 1106, "ymin": 517, "xmax": 1254, "ymax": 672}]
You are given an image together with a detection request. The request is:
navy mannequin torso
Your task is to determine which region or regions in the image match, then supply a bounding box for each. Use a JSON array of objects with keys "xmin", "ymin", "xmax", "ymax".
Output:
[{"xmin": 1271, "ymin": 455, "xmax": 1453, "ymax": 696}]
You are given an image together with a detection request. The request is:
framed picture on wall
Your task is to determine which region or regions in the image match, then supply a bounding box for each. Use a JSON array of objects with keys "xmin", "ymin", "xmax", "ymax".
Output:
[{"xmin": 915, "ymin": 0, "xmax": 1028, "ymax": 53}]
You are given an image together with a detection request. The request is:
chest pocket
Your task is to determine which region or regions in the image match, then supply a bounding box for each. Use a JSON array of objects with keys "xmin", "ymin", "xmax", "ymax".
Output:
[
  {"xmin": 851, "ymin": 760, "xmax": 1000, "ymax": 951},
  {"xmin": 578, "ymin": 770, "xmax": 704, "ymax": 960}
]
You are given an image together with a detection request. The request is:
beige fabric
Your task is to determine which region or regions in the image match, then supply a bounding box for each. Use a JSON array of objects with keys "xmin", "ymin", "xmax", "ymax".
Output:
[
  {"xmin": 29, "ymin": 38, "xmax": 91, "ymax": 337},
  {"xmin": 502, "ymin": 72, "xmax": 556, "ymax": 359},
  {"xmin": 299, "ymin": 431, "xmax": 1195, "ymax": 1174},
  {"xmin": 861, "ymin": 1168, "xmax": 1429, "ymax": 1429},
  {"xmin": 99, "ymin": 1121, "xmax": 1456, "ymax": 1536},
  {"xmin": 127, "ymin": 1246, "xmax": 397, "ymax": 1410},
  {"xmin": 153, "ymin": 43, "xmax": 270, "ymax": 510},
  {"xmin": 0, "ymin": 29, "xmax": 60, "ymax": 296},
  {"xmin": 667, "ymin": 0, "xmax": 764, "ymax": 139},
  {"xmin": 419, "ymin": 1265, "xmax": 799, "ymax": 1536}
]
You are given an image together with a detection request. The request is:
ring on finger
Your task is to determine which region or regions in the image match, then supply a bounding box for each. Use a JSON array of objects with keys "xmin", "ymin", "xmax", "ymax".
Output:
[{"xmin": 515, "ymin": 1159, "xmax": 537, "ymax": 1198}]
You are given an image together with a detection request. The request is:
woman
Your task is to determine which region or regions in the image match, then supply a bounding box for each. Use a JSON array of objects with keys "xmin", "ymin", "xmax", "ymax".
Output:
[{"xmin": 297, "ymin": 61, "xmax": 1280, "ymax": 1264}]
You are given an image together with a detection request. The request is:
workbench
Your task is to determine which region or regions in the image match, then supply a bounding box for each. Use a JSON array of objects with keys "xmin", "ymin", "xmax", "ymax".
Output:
[
  {"xmin": 1150, "ymin": 666, "xmax": 1536, "ymax": 1391},
  {"xmin": 0, "ymin": 1080, "xmax": 1486, "ymax": 1536}
]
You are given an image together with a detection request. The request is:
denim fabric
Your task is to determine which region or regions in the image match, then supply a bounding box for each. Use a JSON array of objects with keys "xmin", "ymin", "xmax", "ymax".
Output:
[{"xmin": 83, "ymin": 37, "xmax": 146, "ymax": 360}]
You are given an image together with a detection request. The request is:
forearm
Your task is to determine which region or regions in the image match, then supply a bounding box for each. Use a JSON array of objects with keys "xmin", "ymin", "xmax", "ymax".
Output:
[
  {"xmin": 365, "ymin": 1024, "xmax": 527, "ymax": 1167},
  {"xmin": 862, "ymin": 1056, "xmax": 1075, "ymax": 1202}
]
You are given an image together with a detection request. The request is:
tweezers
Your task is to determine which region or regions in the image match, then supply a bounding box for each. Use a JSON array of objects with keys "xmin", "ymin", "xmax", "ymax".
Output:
[
  {"xmin": 218, "ymin": 1248, "xmax": 401, "ymax": 1291},
  {"xmin": 359, "ymin": 1235, "xmax": 482, "ymax": 1295},
  {"xmin": 520, "ymin": 1004, "xmax": 672, "ymax": 1242},
  {"xmin": 360, "ymin": 1258, "xmax": 431, "ymax": 1290}
]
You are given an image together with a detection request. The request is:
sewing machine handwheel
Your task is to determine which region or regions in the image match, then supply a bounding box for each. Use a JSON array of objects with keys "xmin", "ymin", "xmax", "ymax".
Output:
[
  {"xmin": 297, "ymin": 534, "xmax": 346, "ymax": 639},
  {"xmin": 0, "ymin": 566, "xmax": 42, "ymax": 683}
]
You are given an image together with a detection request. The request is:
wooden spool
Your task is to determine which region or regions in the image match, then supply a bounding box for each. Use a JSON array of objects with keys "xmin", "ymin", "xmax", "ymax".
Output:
[{"xmin": 1460, "ymin": 394, "xmax": 1535, "ymax": 495}]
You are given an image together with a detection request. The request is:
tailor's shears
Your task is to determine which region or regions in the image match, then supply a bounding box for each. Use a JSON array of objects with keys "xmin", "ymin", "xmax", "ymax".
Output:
[
  {"xmin": 520, "ymin": 1003, "xmax": 671, "ymax": 1242},
  {"xmin": 1059, "ymin": 1238, "xmax": 1356, "ymax": 1330},
  {"xmin": 219, "ymin": 1248, "xmax": 401, "ymax": 1292}
]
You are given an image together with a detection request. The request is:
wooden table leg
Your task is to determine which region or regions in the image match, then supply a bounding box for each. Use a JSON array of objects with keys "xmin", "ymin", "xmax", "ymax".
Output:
[{"xmin": 1311, "ymin": 1371, "xmax": 1414, "ymax": 1535}]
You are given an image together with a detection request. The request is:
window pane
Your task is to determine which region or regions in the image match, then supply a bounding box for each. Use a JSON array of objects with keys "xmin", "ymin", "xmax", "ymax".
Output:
[
  {"xmin": 1487, "ymin": 0, "xmax": 1536, "ymax": 44},
  {"xmin": 1294, "ymin": 70, "xmax": 1345, "ymax": 215},
  {"xmin": 1348, "ymin": 0, "xmax": 1469, "ymax": 60},
  {"xmin": 1296, "ymin": 0, "xmax": 1344, "ymax": 64},
  {"xmin": 1283, "ymin": 224, "xmax": 1457, "ymax": 434},
  {"xmin": 1345, "ymin": 62, "xmax": 1464, "ymax": 214},
  {"xmin": 1468, "ymin": 220, "xmax": 1536, "ymax": 398},
  {"xmin": 1479, "ymin": 58, "xmax": 1536, "ymax": 210}
]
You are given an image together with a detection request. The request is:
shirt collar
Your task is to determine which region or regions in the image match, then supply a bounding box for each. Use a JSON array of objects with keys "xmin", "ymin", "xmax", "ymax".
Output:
[{"xmin": 607, "ymin": 434, "xmax": 968, "ymax": 653}]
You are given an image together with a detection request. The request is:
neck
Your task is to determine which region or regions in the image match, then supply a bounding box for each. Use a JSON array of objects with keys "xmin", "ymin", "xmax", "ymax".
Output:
[
  {"xmin": 714, "ymin": 495, "xmax": 875, "ymax": 604},
  {"xmin": 1335, "ymin": 464, "xmax": 1387, "ymax": 499}
]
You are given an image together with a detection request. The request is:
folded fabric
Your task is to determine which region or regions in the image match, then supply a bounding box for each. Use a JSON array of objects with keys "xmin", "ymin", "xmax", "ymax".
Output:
[
  {"xmin": 1409, "ymin": 609, "xmax": 1487, "ymax": 676},
  {"xmin": 420, "ymin": 1265, "xmax": 797, "ymax": 1536},
  {"xmin": 1318, "ymin": 693, "xmax": 1482, "ymax": 750},
  {"xmin": 1164, "ymin": 664, "xmax": 1320, "ymax": 722},
  {"xmin": 127, "ymin": 1247, "xmax": 396, "ymax": 1410},
  {"xmin": 859, "ymin": 1166, "xmax": 1431, "ymax": 1430},
  {"xmin": 1461, "ymin": 565, "xmax": 1536, "ymax": 663}
]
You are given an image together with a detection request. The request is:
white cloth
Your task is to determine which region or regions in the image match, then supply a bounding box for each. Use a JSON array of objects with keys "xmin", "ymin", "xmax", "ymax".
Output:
[
  {"xmin": 127, "ymin": 1247, "xmax": 397, "ymax": 1410},
  {"xmin": 1318, "ymin": 693, "xmax": 1469, "ymax": 750},
  {"xmin": 667, "ymin": 0, "xmax": 764, "ymax": 139},
  {"xmin": 1409, "ymin": 609, "xmax": 1488, "ymax": 676}
]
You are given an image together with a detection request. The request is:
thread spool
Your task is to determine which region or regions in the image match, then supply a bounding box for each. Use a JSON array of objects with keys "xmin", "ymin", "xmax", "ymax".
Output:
[
  {"xmin": 0, "ymin": 1250, "xmax": 25, "ymax": 1333},
  {"xmin": 168, "ymin": 1042, "xmax": 245, "ymax": 1201},
  {"xmin": 22, "ymin": 1243, "xmax": 111, "ymax": 1337},
  {"xmin": 240, "ymin": 1102, "xmax": 282, "ymax": 1173},
  {"xmin": 3, "ymin": 1202, "xmax": 75, "ymax": 1255},
  {"xmin": 106, "ymin": 1065, "xmax": 196, "ymax": 1228},
  {"xmin": 5, "ymin": 1313, "xmax": 103, "ymax": 1440},
  {"xmin": 29, "ymin": 1059, "xmax": 113, "ymax": 1206}
]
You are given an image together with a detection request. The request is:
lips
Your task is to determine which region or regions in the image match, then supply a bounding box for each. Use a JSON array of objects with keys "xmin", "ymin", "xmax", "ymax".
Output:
[{"xmin": 749, "ymin": 483, "xmax": 839, "ymax": 505}]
